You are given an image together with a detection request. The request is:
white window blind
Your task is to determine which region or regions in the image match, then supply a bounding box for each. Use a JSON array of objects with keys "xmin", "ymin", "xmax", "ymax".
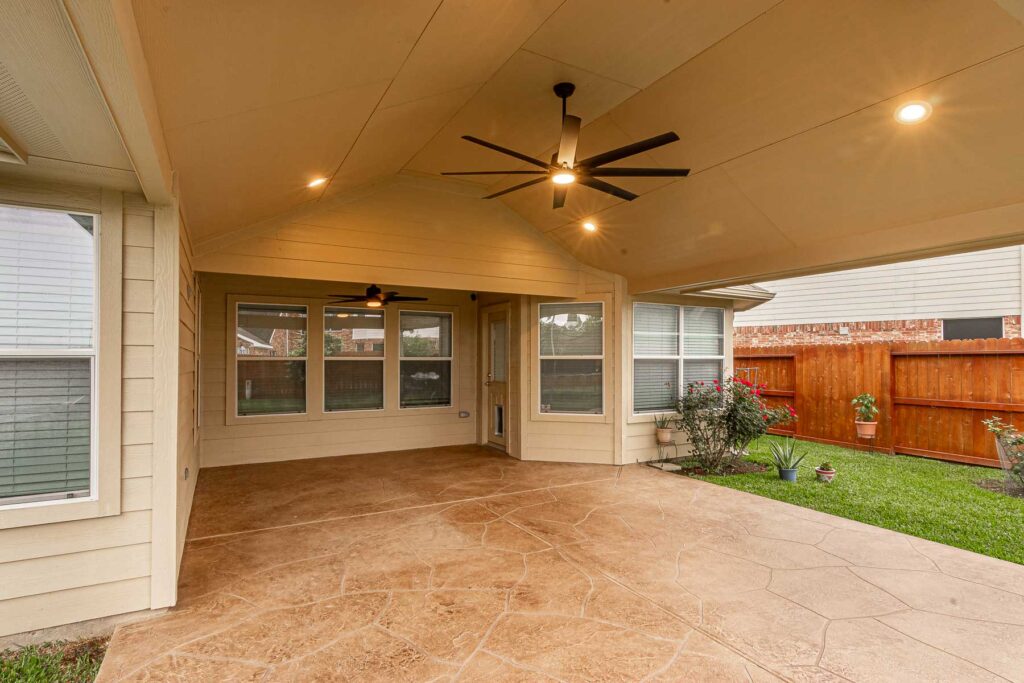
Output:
[
  {"xmin": 400, "ymin": 311, "xmax": 452, "ymax": 408},
  {"xmin": 632, "ymin": 304, "xmax": 726, "ymax": 413},
  {"xmin": 633, "ymin": 304, "xmax": 679, "ymax": 412},
  {"xmin": 324, "ymin": 307, "xmax": 384, "ymax": 411},
  {"xmin": 1, "ymin": 207, "xmax": 95, "ymax": 504},
  {"xmin": 236, "ymin": 303, "xmax": 307, "ymax": 416},
  {"xmin": 539, "ymin": 302, "xmax": 603, "ymax": 414}
]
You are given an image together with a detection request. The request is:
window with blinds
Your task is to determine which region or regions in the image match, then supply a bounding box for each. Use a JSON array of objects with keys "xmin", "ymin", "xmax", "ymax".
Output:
[
  {"xmin": 632, "ymin": 304, "xmax": 726, "ymax": 413},
  {"xmin": 539, "ymin": 302, "xmax": 603, "ymax": 414},
  {"xmin": 1, "ymin": 206, "xmax": 96, "ymax": 504}
]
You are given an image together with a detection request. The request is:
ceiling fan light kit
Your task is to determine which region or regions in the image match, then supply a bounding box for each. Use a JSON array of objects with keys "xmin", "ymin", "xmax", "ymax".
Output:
[
  {"xmin": 327, "ymin": 284, "xmax": 428, "ymax": 307},
  {"xmin": 444, "ymin": 82, "xmax": 689, "ymax": 209}
]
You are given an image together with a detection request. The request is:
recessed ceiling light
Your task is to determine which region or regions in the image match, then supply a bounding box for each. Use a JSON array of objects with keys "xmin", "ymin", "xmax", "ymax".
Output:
[
  {"xmin": 583, "ymin": 221, "xmax": 597, "ymax": 232},
  {"xmin": 307, "ymin": 177, "xmax": 328, "ymax": 188},
  {"xmin": 895, "ymin": 101, "xmax": 932, "ymax": 124},
  {"xmin": 552, "ymin": 171, "xmax": 575, "ymax": 185}
]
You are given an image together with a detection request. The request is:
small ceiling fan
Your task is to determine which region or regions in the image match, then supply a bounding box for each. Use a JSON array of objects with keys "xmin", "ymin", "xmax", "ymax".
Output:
[
  {"xmin": 327, "ymin": 284, "xmax": 427, "ymax": 308},
  {"xmin": 443, "ymin": 82, "xmax": 689, "ymax": 208}
]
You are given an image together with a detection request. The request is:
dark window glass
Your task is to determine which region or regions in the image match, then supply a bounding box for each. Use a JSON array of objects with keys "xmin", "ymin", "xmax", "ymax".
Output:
[{"xmin": 942, "ymin": 317, "xmax": 1002, "ymax": 341}]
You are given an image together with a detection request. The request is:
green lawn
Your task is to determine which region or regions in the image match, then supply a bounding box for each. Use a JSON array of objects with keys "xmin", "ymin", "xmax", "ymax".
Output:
[
  {"xmin": 0, "ymin": 638, "xmax": 106, "ymax": 683},
  {"xmin": 692, "ymin": 436, "xmax": 1024, "ymax": 565}
]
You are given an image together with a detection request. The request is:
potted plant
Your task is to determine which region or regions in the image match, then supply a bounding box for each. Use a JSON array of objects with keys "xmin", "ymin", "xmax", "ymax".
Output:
[
  {"xmin": 851, "ymin": 393, "xmax": 879, "ymax": 438},
  {"xmin": 815, "ymin": 462, "xmax": 836, "ymax": 483},
  {"xmin": 769, "ymin": 438, "xmax": 805, "ymax": 482},
  {"xmin": 654, "ymin": 414, "xmax": 674, "ymax": 445}
]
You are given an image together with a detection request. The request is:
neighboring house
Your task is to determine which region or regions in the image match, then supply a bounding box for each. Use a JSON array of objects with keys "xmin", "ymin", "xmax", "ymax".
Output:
[{"xmin": 735, "ymin": 247, "xmax": 1024, "ymax": 346}]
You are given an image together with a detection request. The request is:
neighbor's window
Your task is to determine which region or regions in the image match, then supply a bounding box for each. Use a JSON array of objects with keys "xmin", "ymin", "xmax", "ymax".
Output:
[
  {"xmin": 632, "ymin": 304, "xmax": 725, "ymax": 413},
  {"xmin": 400, "ymin": 311, "xmax": 452, "ymax": 408},
  {"xmin": 0, "ymin": 206, "xmax": 95, "ymax": 504},
  {"xmin": 236, "ymin": 303, "xmax": 307, "ymax": 416},
  {"xmin": 943, "ymin": 317, "xmax": 1003, "ymax": 341},
  {"xmin": 539, "ymin": 302, "xmax": 603, "ymax": 414},
  {"xmin": 324, "ymin": 307, "xmax": 384, "ymax": 411}
]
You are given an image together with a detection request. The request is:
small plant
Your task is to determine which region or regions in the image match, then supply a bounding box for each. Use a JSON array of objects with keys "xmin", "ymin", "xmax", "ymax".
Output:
[
  {"xmin": 818, "ymin": 462, "xmax": 834, "ymax": 471},
  {"xmin": 769, "ymin": 438, "xmax": 805, "ymax": 470},
  {"xmin": 982, "ymin": 416, "xmax": 1024, "ymax": 490},
  {"xmin": 653, "ymin": 414, "xmax": 674, "ymax": 429},
  {"xmin": 851, "ymin": 393, "xmax": 879, "ymax": 422},
  {"xmin": 815, "ymin": 461, "xmax": 836, "ymax": 482}
]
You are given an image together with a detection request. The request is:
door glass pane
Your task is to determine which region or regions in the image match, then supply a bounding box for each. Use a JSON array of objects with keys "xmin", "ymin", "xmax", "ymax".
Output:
[
  {"xmin": 0, "ymin": 207, "xmax": 94, "ymax": 349},
  {"xmin": 633, "ymin": 304, "xmax": 678, "ymax": 356},
  {"xmin": 540, "ymin": 359, "xmax": 602, "ymax": 414},
  {"xmin": 325, "ymin": 360, "xmax": 383, "ymax": 411},
  {"xmin": 634, "ymin": 358, "xmax": 678, "ymax": 412},
  {"xmin": 0, "ymin": 358, "xmax": 91, "ymax": 500},
  {"xmin": 401, "ymin": 312, "xmax": 451, "ymax": 357},
  {"xmin": 400, "ymin": 360, "xmax": 451, "ymax": 408},
  {"xmin": 539, "ymin": 303, "xmax": 603, "ymax": 356},
  {"xmin": 325, "ymin": 308, "xmax": 384, "ymax": 357},
  {"xmin": 237, "ymin": 360, "xmax": 306, "ymax": 415},
  {"xmin": 491, "ymin": 320, "xmax": 507, "ymax": 382},
  {"xmin": 237, "ymin": 304, "xmax": 307, "ymax": 357}
]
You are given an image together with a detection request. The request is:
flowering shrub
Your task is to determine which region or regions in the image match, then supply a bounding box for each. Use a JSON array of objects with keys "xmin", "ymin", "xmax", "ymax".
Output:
[
  {"xmin": 674, "ymin": 377, "xmax": 797, "ymax": 474},
  {"xmin": 982, "ymin": 417, "xmax": 1024, "ymax": 490}
]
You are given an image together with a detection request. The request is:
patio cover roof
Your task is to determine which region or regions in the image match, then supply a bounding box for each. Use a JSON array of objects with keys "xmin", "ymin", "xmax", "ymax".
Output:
[{"xmin": 1, "ymin": 1, "xmax": 1023, "ymax": 292}]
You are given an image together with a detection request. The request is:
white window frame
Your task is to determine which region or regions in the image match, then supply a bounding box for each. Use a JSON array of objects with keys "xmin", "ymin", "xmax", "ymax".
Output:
[
  {"xmin": 538, "ymin": 301, "xmax": 605, "ymax": 416},
  {"xmin": 233, "ymin": 300, "xmax": 309, "ymax": 418},
  {"xmin": 0, "ymin": 197, "xmax": 122, "ymax": 529},
  {"xmin": 632, "ymin": 303, "xmax": 726, "ymax": 415},
  {"xmin": 399, "ymin": 309, "xmax": 454, "ymax": 410},
  {"xmin": 323, "ymin": 306, "xmax": 386, "ymax": 413},
  {"xmin": 632, "ymin": 303, "xmax": 680, "ymax": 415}
]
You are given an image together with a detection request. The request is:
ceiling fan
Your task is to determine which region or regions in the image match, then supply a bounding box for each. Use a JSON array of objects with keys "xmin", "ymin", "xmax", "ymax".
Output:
[
  {"xmin": 443, "ymin": 82, "xmax": 689, "ymax": 208},
  {"xmin": 327, "ymin": 284, "xmax": 427, "ymax": 308}
]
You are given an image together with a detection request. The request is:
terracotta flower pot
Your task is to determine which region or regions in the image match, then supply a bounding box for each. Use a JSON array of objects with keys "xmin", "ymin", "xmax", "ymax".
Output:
[
  {"xmin": 815, "ymin": 468, "xmax": 836, "ymax": 483},
  {"xmin": 855, "ymin": 421, "xmax": 878, "ymax": 438},
  {"xmin": 655, "ymin": 428, "xmax": 674, "ymax": 445}
]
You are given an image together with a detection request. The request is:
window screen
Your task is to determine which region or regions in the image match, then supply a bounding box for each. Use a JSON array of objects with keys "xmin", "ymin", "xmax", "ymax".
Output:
[
  {"xmin": 943, "ymin": 317, "xmax": 1002, "ymax": 341},
  {"xmin": 539, "ymin": 303, "xmax": 603, "ymax": 414},
  {"xmin": 236, "ymin": 304, "xmax": 307, "ymax": 415},
  {"xmin": 1, "ymin": 207, "xmax": 95, "ymax": 504},
  {"xmin": 400, "ymin": 311, "xmax": 452, "ymax": 408}
]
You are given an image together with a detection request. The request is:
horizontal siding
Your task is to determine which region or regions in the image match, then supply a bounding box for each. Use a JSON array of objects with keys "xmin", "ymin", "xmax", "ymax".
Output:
[
  {"xmin": 736, "ymin": 246, "xmax": 1023, "ymax": 325},
  {"xmin": 0, "ymin": 194, "xmax": 156, "ymax": 637}
]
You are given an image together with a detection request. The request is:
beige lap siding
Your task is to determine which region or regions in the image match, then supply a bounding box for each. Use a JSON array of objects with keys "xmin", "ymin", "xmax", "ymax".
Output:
[
  {"xmin": 0, "ymin": 192, "xmax": 155, "ymax": 637},
  {"xmin": 176, "ymin": 220, "xmax": 198, "ymax": 566}
]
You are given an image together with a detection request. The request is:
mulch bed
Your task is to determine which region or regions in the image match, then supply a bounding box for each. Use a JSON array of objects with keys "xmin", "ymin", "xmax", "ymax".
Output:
[
  {"xmin": 669, "ymin": 459, "xmax": 768, "ymax": 477},
  {"xmin": 976, "ymin": 478, "xmax": 1024, "ymax": 499}
]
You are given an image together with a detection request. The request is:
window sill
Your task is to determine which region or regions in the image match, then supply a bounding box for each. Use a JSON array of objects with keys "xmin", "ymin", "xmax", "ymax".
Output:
[{"xmin": 0, "ymin": 493, "xmax": 119, "ymax": 530}]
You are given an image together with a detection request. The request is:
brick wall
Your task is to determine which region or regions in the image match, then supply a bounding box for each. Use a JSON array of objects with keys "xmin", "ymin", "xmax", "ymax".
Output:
[{"xmin": 735, "ymin": 315, "xmax": 1021, "ymax": 347}]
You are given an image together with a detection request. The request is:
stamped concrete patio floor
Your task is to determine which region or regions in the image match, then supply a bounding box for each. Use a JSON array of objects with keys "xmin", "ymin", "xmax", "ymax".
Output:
[{"xmin": 98, "ymin": 445, "xmax": 1024, "ymax": 682}]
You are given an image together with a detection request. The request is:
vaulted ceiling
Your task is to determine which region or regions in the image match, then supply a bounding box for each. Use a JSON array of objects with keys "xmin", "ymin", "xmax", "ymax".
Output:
[{"xmin": 2, "ymin": 0, "xmax": 1024, "ymax": 291}]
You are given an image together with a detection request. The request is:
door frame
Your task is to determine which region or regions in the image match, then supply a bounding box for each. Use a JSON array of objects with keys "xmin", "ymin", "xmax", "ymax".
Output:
[{"xmin": 478, "ymin": 302, "xmax": 512, "ymax": 453}]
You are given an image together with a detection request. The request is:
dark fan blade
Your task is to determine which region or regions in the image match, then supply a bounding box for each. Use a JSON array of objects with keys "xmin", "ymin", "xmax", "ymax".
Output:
[
  {"xmin": 483, "ymin": 177, "xmax": 548, "ymax": 199},
  {"xmin": 553, "ymin": 185, "xmax": 567, "ymax": 209},
  {"xmin": 461, "ymin": 136, "xmax": 549, "ymax": 169},
  {"xmin": 587, "ymin": 167, "xmax": 689, "ymax": 177},
  {"xmin": 578, "ymin": 176, "xmax": 638, "ymax": 201},
  {"xmin": 328, "ymin": 295, "xmax": 369, "ymax": 300},
  {"xmin": 442, "ymin": 170, "xmax": 546, "ymax": 175},
  {"xmin": 577, "ymin": 132, "xmax": 680, "ymax": 168},
  {"xmin": 385, "ymin": 296, "xmax": 429, "ymax": 302},
  {"xmin": 556, "ymin": 115, "xmax": 581, "ymax": 167},
  {"xmin": 327, "ymin": 298, "xmax": 368, "ymax": 304}
]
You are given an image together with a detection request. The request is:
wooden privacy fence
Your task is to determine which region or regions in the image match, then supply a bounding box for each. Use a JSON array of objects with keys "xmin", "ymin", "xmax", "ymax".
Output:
[{"xmin": 735, "ymin": 338, "xmax": 1024, "ymax": 467}]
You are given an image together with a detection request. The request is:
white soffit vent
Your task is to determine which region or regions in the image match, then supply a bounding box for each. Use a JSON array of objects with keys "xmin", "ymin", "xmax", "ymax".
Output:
[{"xmin": 0, "ymin": 61, "xmax": 68, "ymax": 165}]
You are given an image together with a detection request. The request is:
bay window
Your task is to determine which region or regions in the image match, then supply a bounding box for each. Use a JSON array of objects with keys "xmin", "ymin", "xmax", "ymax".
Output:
[
  {"xmin": 400, "ymin": 311, "xmax": 452, "ymax": 408},
  {"xmin": 1, "ymin": 207, "xmax": 96, "ymax": 504},
  {"xmin": 539, "ymin": 302, "xmax": 603, "ymax": 414},
  {"xmin": 632, "ymin": 303, "xmax": 725, "ymax": 413},
  {"xmin": 324, "ymin": 307, "xmax": 384, "ymax": 411},
  {"xmin": 236, "ymin": 303, "xmax": 307, "ymax": 416}
]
